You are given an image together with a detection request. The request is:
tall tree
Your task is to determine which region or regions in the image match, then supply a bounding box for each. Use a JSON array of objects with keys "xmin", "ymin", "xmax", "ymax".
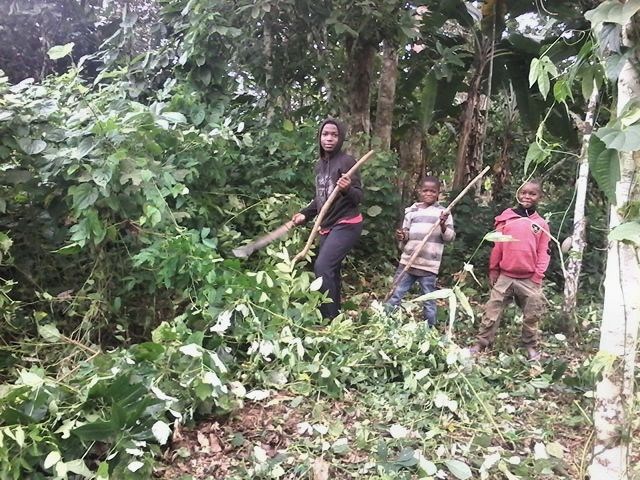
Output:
[
  {"xmin": 588, "ymin": 7, "xmax": 640, "ymax": 478},
  {"xmin": 561, "ymin": 88, "xmax": 599, "ymax": 335},
  {"xmin": 373, "ymin": 40, "xmax": 399, "ymax": 149}
]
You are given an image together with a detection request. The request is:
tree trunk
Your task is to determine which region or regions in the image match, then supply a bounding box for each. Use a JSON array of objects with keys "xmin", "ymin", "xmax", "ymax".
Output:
[
  {"xmin": 452, "ymin": 41, "xmax": 490, "ymax": 190},
  {"xmin": 373, "ymin": 41, "xmax": 399, "ymax": 150},
  {"xmin": 263, "ymin": 14, "xmax": 277, "ymax": 124},
  {"xmin": 561, "ymin": 88, "xmax": 599, "ymax": 336},
  {"xmin": 398, "ymin": 125, "xmax": 423, "ymax": 209},
  {"xmin": 589, "ymin": 18, "xmax": 640, "ymax": 479},
  {"xmin": 491, "ymin": 91, "xmax": 517, "ymax": 201},
  {"xmin": 345, "ymin": 37, "xmax": 376, "ymax": 137}
]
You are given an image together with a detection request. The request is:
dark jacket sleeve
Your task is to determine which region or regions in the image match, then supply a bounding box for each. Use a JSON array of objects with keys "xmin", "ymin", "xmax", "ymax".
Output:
[
  {"xmin": 340, "ymin": 156, "xmax": 363, "ymax": 206},
  {"xmin": 299, "ymin": 198, "xmax": 318, "ymax": 222}
]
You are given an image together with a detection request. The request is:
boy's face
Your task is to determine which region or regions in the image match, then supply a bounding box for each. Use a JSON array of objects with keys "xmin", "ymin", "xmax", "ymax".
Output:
[
  {"xmin": 320, "ymin": 123, "xmax": 340, "ymax": 153},
  {"xmin": 517, "ymin": 182, "xmax": 542, "ymax": 209},
  {"xmin": 419, "ymin": 181, "xmax": 440, "ymax": 206}
]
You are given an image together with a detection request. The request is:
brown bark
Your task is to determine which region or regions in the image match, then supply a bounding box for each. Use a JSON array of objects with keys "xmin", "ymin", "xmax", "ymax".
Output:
[
  {"xmin": 345, "ymin": 37, "xmax": 377, "ymax": 137},
  {"xmin": 492, "ymin": 95, "xmax": 517, "ymax": 200},
  {"xmin": 452, "ymin": 42, "xmax": 491, "ymax": 191},
  {"xmin": 398, "ymin": 125, "xmax": 423, "ymax": 207},
  {"xmin": 373, "ymin": 41, "xmax": 399, "ymax": 150}
]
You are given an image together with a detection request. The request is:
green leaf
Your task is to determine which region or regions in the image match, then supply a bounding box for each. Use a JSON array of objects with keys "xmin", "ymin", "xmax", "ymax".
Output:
[
  {"xmin": 152, "ymin": 420, "xmax": 172, "ymax": 445},
  {"xmin": 74, "ymin": 137, "xmax": 97, "ymax": 159},
  {"xmin": 453, "ymin": 286, "xmax": 474, "ymax": 322},
  {"xmin": 69, "ymin": 184, "xmax": 99, "ymax": 211},
  {"xmin": 581, "ymin": 68, "xmax": 595, "ymax": 101},
  {"xmin": 161, "ymin": 112, "xmax": 187, "ymax": 124},
  {"xmin": 483, "ymin": 231, "xmax": 517, "ymax": 242},
  {"xmin": 283, "ymin": 119, "xmax": 294, "ymax": 132},
  {"xmin": 65, "ymin": 459, "xmax": 93, "ymax": 478},
  {"xmin": 528, "ymin": 58, "xmax": 540, "ymax": 87},
  {"xmin": 0, "ymin": 232, "xmax": 12, "ymax": 252},
  {"xmin": 419, "ymin": 73, "xmax": 438, "ymax": 129},
  {"xmin": 44, "ymin": 451, "xmax": 62, "ymax": 470},
  {"xmin": 47, "ymin": 42, "xmax": 75, "ymax": 60},
  {"xmin": 553, "ymin": 79, "xmax": 572, "ymax": 104},
  {"xmin": 367, "ymin": 205, "xmax": 383, "ymax": 217},
  {"xmin": 588, "ymin": 135, "xmax": 620, "ymax": 204},
  {"xmin": 17, "ymin": 138, "xmax": 47, "ymax": 155},
  {"xmin": 596, "ymin": 122, "xmax": 640, "ymax": 152},
  {"xmin": 414, "ymin": 288, "xmax": 453, "ymax": 302},
  {"xmin": 0, "ymin": 110, "xmax": 14, "ymax": 122},
  {"xmin": 445, "ymin": 459, "xmax": 473, "ymax": 480},
  {"xmin": 608, "ymin": 221, "xmax": 640, "ymax": 246},
  {"xmin": 38, "ymin": 324, "xmax": 62, "ymax": 342},
  {"xmin": 73, "ymin": 421, "xmax": 117, "ymax": 441},
  {"xmin": 585, "ymin": 0, "xmax": 640, "ymax": 28},
  {"xmin": 524, "ymin": 142, "xmax": 550, "ymax": 174}
]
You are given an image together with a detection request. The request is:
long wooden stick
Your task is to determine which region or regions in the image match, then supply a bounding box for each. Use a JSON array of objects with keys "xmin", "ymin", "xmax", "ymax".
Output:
[
  {"xmin": 384, "ymin": 165, "xmax": 491, "ymax": 301},
  {"xmin": 293, "ymin": 150, "xmax": 375, "ymax": 264},
  {"xmin": 232, "ymin": 221, "xmax": 295, "ymax": 258}
]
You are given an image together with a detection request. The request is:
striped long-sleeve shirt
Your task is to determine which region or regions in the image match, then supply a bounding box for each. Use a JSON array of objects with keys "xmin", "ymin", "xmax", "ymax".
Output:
[{"xmin": 399, "ymin": 202, "xmax": 455, "ymax": 275}]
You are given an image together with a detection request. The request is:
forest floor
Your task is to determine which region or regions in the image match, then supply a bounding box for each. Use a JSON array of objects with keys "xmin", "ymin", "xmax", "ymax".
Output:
[{"xmin": 155, "ymin": 299, "xmax": 639, "ymax": 480}]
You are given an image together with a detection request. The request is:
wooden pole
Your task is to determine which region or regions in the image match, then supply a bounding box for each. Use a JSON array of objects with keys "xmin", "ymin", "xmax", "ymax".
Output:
[
  {"xmin": 293, "ymin": 150, "xmax": 375, "ymax": 264},
  {"xmin": 384, "ymin": 165, "xmax": 490, "ymax": 301}
]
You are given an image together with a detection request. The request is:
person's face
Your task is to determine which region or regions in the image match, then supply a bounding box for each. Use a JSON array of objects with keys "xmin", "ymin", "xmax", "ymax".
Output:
[
  {"xmin": 419, "ymin": 181, "xmax": 440, "ymax": 206},
  {"xmin": 320, "ymin": 123, "xmax": 340, "ymax": 153},
  {"xmin": 517, "ymin": 182, "xmax": 542, "ymax": 209}
]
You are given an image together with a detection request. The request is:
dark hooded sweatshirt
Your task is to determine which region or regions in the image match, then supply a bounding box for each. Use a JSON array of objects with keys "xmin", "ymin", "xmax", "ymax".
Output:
[{"xmin": 299, "ymin": 119, "xmax": 363, "ymax": 229}]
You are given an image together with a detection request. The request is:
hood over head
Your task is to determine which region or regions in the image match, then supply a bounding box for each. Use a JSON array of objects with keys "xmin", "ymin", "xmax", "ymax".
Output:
[{"xmin": 318, "ymin": 117, "xmax": 347, "ymax": 158}]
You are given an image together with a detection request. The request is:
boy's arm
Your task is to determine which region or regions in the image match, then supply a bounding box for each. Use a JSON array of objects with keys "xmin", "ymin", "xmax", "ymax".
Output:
[
  {"xmin": 531, "ymin": 221, "xmax": 551, "ymax": 284},
  {"xmin": 488, "ymin": 221, "xmax": 504, "ymax": 284},
  {"xmin": 441, "ymin": 212, "xmax": 455, "ymax": 242},
  {"xmin": 339, "ymin": 158, "xmax": 363, "ymax": 205},
  {"xmin": 298, "ymin": 198, "xmax": 318, "ymax": 223},
  {"xmin": 396, "ymin": 211, "xmax": 411, "ymax": 243}
]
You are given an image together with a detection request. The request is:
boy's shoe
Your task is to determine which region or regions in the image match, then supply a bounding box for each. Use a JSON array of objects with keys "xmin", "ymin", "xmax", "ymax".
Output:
[{"xmin": 526, "ymin": 347, "xmax": 541, "ymax": 361}]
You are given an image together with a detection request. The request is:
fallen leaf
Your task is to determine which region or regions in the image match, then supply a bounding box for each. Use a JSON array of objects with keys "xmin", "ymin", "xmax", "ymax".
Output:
[{"xmin": 312, "ymin": 457, "xmax": 330, "ymax": 480}]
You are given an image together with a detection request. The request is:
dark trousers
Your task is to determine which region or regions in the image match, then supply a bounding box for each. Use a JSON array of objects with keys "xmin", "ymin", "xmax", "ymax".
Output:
[{"xmin": 314, "ymin": 221, "xmax": 363, "ymax": 319}]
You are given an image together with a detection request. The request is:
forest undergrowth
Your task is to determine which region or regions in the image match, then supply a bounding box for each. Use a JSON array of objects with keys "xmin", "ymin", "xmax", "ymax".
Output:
[{"xmin": 155, "ymin": 283, "xmax": 629, "ymax": 480}]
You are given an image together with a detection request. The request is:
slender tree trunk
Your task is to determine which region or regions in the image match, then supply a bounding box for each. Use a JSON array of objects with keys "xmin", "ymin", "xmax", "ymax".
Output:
[
  {"xmin": 263, "ymin": 15, "xmax": 275, "ymax": 123},
  {"xmin": 452, "ymin": 43, "xmax": 490, "ymax": 190},
  {"xmin": 345, "ymin": 37, "xmax": 376, "ymax": 137},
  {"xmin": 399, "ymin": 125, "xmax": 423, "ymax": 205},
  {"xmin": 561, "ymin": 88, "xmax": 599, "ymax": 336},
  {"xmin": 589, "ymin": 18, "xmax": 640, "ymax": 479},
  {"xmin": 491, "ymin": 91, "xmax": 517, "ymax": 201},
  {"xmin": 373, "ymin": 41, "xmax": 399, "ymax": 149}
]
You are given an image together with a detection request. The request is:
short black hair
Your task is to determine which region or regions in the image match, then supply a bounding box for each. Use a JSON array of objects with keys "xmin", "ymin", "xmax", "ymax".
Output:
[
  {"xmin": 524, "ymin": 178, "xmax": 544, "ymax": 193},
  {"xmin": 420, "ymin": 175, "xmax": 441, "ymax": 189}
]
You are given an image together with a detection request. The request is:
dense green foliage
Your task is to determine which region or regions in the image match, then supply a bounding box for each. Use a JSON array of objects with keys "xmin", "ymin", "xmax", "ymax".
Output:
[{"xmin": 2, "ymin": 0, "xmax": 630, "ymax": 478}]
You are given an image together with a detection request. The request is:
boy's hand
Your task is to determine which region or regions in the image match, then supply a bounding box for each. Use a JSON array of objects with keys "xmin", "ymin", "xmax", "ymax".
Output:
[
  {"xmin": 439, "ymin": 211, "xmax": 449, "ymax": 233},
  {"xmin": 292, "ymin": 213, "xmax": 306, "ymax": 226},
  {"xmin": 395, "ymin": 229, "xmax": 408, "ymax": 241},
  {"xmin": 337, "ymin": 175, "xmax": 351, "ymax": 191},
  {"xmin": 489, "ymin": 270, "xmax": 499, "ymax": 286}
]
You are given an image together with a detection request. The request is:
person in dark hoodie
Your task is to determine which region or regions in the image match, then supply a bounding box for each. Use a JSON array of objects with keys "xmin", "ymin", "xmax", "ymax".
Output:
[
  {"xmin": 470, "ymin": 180, "xmax": 550, "ymax": 361},
  {"xmin": 291, "ymin": 118, "xmax": 363, "ymax": 319}
]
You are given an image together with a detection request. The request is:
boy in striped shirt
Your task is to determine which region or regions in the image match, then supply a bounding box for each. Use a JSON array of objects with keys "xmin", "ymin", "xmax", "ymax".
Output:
[{"xmin": 386, "ymin": 176, "xmax": 455, "ymax": 325}]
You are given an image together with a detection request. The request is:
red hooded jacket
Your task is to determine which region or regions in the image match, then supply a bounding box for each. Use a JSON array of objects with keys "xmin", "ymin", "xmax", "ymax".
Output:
[{"xmin": 489, "ymin": 208, "xmax": 551, "ymax": 284}]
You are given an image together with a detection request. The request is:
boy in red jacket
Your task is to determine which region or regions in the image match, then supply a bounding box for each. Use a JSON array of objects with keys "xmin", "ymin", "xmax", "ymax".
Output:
[{"xmin": 471, "ymin": 180, "xmax": 550, "ymax": 360}]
